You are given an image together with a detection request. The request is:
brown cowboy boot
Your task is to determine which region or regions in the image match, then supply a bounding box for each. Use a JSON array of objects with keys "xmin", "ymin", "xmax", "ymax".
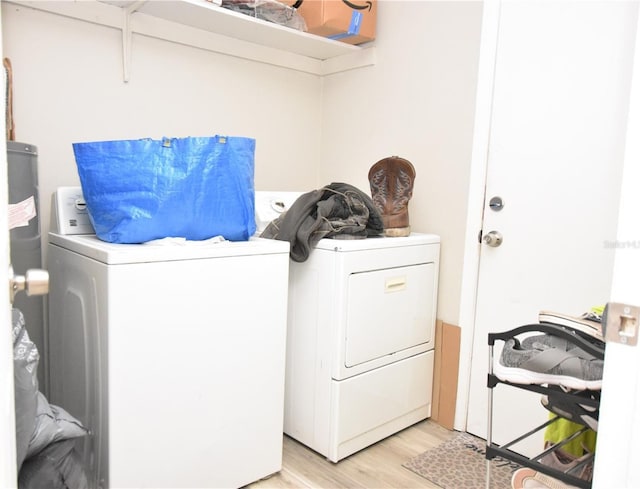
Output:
[{"xmin": 368, "ymin": 156, "xmax": 416, "ymax": 237}]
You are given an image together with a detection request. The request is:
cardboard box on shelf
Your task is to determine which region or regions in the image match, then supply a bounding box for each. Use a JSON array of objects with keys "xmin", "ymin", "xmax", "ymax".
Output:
[{"xmin": 295, "ymin": 0, "xmax": 376, "ymax": 45}]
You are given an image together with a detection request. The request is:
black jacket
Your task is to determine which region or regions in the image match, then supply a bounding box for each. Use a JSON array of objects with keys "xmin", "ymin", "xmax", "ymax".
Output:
[{"xmin": 260, "ymin": 182, "xmax": 384, "ymax": 262}]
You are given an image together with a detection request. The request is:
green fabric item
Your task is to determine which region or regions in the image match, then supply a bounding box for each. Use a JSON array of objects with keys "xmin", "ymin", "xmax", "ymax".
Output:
[{"xmin": 544, "ymin": 414, "xmax": 597, "ymax": 456}]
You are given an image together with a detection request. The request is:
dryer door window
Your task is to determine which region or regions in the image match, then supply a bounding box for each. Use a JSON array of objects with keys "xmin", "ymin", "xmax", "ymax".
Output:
[{"xmin": 344, "ymin": 263, "xmax": 435, "ymax": 368}]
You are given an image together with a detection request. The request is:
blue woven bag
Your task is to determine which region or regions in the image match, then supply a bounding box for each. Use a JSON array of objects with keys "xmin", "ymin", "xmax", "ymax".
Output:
[{"xmin": 73, "ymin": 135, "xmax": 256, "ymax": 243}]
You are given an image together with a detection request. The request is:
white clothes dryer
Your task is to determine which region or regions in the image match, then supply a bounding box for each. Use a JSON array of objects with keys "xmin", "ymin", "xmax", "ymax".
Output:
[
  {"xmin": 283, "ymin": 233, "xmax": 440, "ymax": 462},
  {"xmin": 47, "ymin": 190, "xmax": 290, "ymax": 488}
]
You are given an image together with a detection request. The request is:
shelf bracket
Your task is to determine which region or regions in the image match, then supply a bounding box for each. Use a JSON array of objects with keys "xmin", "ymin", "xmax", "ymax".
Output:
[{"xmin": 122, "ymin": 1, "xmax": 146, "ymax": 82}]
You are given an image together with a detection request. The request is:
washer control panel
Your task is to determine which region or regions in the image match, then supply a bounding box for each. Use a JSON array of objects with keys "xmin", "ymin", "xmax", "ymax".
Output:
[{"xmin": 50, "ymin": 186, "xmax": 95, "ymax": 235}]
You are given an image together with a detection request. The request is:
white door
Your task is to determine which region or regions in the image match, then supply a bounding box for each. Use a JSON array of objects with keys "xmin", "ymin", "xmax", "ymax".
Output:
[
  {"xmin": 465, "ymin": 0, "xmax": 636, "ymax": 455},
  {"xmin": 1, "ymin": 154, "xmax": 17, "ymax": 487},
  {"xmin": 592, "ymin": 8, "xmax": 640, "ymax": 486},
  {"xmin": 1, "ymin": 7, "xmax": 18, "ymax": 485},
  {"xmin": 1, "ymin": 14, "xmax": 50, "ymax": 486}
]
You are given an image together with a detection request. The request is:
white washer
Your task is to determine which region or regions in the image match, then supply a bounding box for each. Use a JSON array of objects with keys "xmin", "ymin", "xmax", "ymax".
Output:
[
  {"xmin": 283, "ymin": 233, "xmax": 440, "ymax": 462},
  {"xmin": 47, "ymin": 206, "xmax": 290, "ymax": 487}
]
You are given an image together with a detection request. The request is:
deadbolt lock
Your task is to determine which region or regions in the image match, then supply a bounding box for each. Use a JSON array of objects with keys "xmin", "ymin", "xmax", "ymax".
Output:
[{"xmin": 489, "ymin": 196, "xmax": 504, "ymax": 211}]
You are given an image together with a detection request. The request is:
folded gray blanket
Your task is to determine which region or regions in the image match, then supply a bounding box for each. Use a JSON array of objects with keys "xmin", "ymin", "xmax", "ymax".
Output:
[{"xmin": 260, "ymin": 182, "xmax": 384, "ymax": 262}]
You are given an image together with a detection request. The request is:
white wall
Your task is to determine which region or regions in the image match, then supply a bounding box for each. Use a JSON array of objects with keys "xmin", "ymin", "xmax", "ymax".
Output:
[
  {"xmin": 0, "ymin": 0, "xmax": 486, "ymax": 484},
  {"xmin": 3, "ymin": 1, "xmax": 483, "ymax": 325},
  {"xmin": 321, "ymin": 1, "xmax": 483, "ymax": 324},
  {"xmin": 1, "ymin": 1, "xmax": 323, "ymax": 264}
]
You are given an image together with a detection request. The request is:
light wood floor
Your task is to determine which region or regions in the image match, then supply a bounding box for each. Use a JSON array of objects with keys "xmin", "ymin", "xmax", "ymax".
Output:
[{"xmin": 245, "ymin": 420, "xmax": 457, "ymax": 489}]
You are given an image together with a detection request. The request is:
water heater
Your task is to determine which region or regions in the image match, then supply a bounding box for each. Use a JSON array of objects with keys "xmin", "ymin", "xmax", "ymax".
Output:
[{"xmin": 8, "ymin": 141, "xmax": 45, "ymax": 393}]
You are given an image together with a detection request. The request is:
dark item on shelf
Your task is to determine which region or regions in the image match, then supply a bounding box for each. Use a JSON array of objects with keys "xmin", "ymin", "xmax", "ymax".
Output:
[{"xmin": 221, "ymin": 0, "xmax": 307, "ymax": 31}]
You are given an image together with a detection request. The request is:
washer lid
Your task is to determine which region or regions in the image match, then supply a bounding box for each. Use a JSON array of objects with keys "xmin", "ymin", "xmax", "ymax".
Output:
[
  {"xmin": 313, "ymin": 232, "xmax": 440, "ymax": 252},
  {"xmin": 48, "ymin": 233, "xmax": 290, "ymax": 265}
]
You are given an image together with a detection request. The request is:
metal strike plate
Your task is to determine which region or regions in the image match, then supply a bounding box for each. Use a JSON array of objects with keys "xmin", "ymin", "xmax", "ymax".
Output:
[{"xmin": 605, "ymin": 302, "xmax": 639, "ymax": 346}]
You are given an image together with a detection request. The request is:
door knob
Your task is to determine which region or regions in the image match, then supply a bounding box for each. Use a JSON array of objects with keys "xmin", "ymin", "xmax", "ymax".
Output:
[
  {"xmin": 9, "ymin": 265, "xmax": 49, "ymax": 303},
  {"xmin": 482, "ymin": 231, "xmax": 503, "ymax": 247}
]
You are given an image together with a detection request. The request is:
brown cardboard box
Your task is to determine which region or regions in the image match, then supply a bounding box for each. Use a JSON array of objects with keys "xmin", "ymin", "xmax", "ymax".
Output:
[
  {"xmin": 431, "ymin": 320, "xmax": 460, "ymax": 430},
  {"xmin": 296, "ymin": 0, "xmax": 376, "ymax": 45}
]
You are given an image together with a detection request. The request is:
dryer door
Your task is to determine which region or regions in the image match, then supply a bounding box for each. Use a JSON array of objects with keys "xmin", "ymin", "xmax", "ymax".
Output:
[{"xmin": 344, "ymin": 263, "xmax": 436, "ymax": 368}]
